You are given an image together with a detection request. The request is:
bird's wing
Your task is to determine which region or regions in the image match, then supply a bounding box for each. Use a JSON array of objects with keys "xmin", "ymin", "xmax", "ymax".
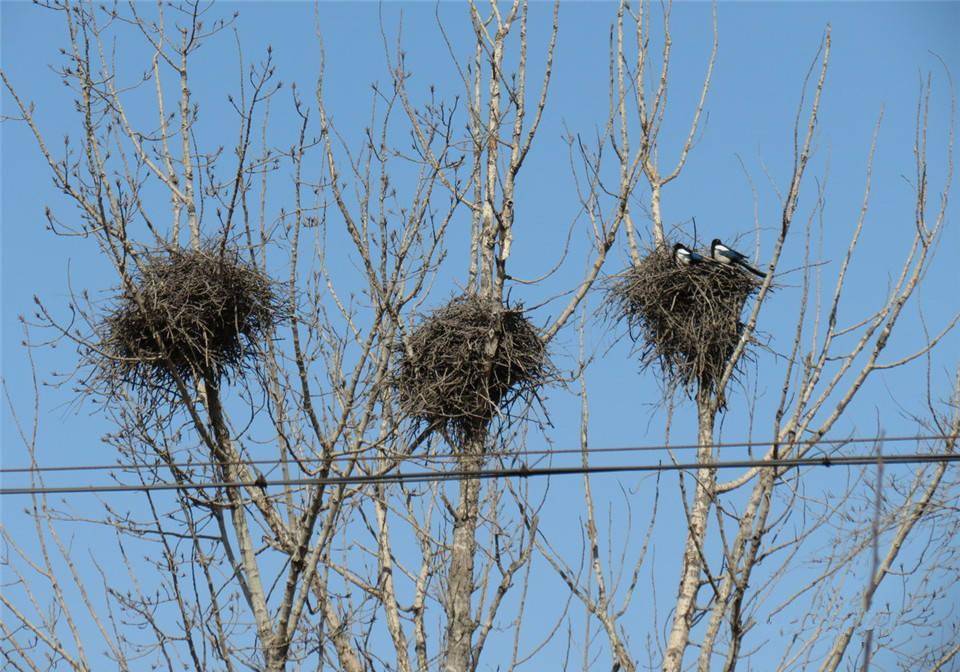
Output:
[
  {"xmin": 739, "ymin": 260, "xmax": 766, "ymax": 278},
  {"xmin": 726, "ymin": 247, "xmax": 748, "ymax": 262}
]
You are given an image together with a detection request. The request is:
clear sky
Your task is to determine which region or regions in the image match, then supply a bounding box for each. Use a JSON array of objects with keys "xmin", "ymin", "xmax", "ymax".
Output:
[{"xmin": 2, "ymin": 2, "xmax": 958, "ymax": 670}]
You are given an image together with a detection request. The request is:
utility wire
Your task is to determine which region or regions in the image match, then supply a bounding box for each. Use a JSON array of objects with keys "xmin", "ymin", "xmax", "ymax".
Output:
[
  {"xmin": 1, "ymin": 451, "xmax": 957, "ymax": 496},
  {"xmin": 1, "ymin": 433, "xmax": 955, "ymax": 476}
]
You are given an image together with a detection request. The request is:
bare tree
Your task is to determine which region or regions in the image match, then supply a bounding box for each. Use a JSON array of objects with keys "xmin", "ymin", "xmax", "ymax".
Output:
[
  {"xmin": 543, "ymin": 4, "xmax": 959, "ymax": 671},
  {"xmin": 2, "ymin": 2, "xmax": 957, "ymax": 672},
  {"xmin": 1, "ymin": 1, "xmax": 622, "ymax": 670},
  {"xmin": 2, "ymin": 0, "xmax": 456, "ymax": 668}
]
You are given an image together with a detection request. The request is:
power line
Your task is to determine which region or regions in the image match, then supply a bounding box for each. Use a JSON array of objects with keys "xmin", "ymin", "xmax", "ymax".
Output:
[
  {"xmin": 1, "ymin": 433, "xmax": 955, "ymax": 476},
  {"xmin": 2, "ymin": 451, "xmax": 957, "ymax": 496}
]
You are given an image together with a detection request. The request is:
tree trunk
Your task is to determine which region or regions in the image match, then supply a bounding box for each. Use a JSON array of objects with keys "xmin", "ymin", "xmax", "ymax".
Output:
[
  {"xmin": 444, "ymin": 434, "xmax": 483, "ymax": 672},
  {"xmin": 203, "ymin": 374, "xmax": 280, "ymax": 669},
  {"xmin": 663, "ymin": 396, "xmax": 717, "ymax": 672}
]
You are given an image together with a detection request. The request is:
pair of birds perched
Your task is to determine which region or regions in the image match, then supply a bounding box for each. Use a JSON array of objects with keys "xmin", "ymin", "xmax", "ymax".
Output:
[{"xmin": 673, "ymin": 239, "xmax": 766, "ymax": 278}]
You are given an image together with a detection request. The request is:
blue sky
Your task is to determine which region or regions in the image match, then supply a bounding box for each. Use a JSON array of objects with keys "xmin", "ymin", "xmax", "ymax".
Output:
[{"xmin": 2, "ymin": 2, "xmax": 958, "ymax": 670}]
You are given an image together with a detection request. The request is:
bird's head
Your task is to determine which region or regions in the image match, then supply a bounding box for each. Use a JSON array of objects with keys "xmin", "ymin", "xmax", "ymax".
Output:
[
  {"xmin": 711, "ymin": 238, "xmax": 722, "ymax": 250},
  {"xmin": 673, "ymin": 243, "xmax": 687, "ymax": 254}
]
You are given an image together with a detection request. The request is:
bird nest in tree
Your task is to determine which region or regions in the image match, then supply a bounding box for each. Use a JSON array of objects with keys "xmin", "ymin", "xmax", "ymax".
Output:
[
  {"xmin": 395, "ymin": 294, "xmax": 550, "ymax": 445},
  {"xmin": 609, "ymin": 244, "xmax": 759, "ymax": 395},
  {"xmin": 93, "ymin": 245, "xmax": 282, "ymax": 400}
]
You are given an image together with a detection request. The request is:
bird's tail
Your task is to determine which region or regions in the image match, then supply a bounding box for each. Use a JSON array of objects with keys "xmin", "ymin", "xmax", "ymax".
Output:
[{"xmin": 741, "ymin": 261, "xmax": 766, "ymax": 278}]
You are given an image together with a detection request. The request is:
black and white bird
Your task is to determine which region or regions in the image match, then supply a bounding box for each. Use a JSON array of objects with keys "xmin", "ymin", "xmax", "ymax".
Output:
[
  {"xmin": 710, "ymin": 239, "xmax": 765, "ymax": 278},
  {"xmin": 673, "ymin": 243, "xmax": 704, "ymax": 267}
]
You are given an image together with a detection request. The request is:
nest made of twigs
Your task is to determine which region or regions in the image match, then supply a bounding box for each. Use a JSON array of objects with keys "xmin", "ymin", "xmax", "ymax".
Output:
[
  {"xmin": 93, "ymin": 245, "xmax": 282, "ymax": 399},
  {"xmin": 395, "ymin": 294, "xmax": 550, "ymax": 445},
  {"xmin": 609, "ymin": 244, "xmax": 759, "ymax": 395}
]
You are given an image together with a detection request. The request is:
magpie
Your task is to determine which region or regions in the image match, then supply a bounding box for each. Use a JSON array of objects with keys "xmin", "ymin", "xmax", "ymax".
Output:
[
  {"xmin": 710, "ymin": 239, "xmax": 765, "ymax": 278},
  {"xmin": 673, "ymin": 243, "xmax": 704, "ymax": 267}
]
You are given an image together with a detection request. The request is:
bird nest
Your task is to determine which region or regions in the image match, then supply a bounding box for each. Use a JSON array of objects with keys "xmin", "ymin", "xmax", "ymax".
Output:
[
  {"xmin": 92, "ymin": 245, "xmax": 282, "ymax": 401},
  {"xmin": 609, "ymin": 244, "xmax": 759, "ymax": 396},
  {"xmin": 395, "ymin": 294, "xmax": 550, "ymax": 446}
]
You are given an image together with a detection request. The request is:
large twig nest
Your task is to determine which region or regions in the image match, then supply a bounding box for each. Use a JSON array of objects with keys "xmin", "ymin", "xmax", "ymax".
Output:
[
  {"xmin": 609, "ymin": 244, "xmax": 759, "ymax": 395},
  {"xmin": 396, "ymin": 294, "xmax": 549, "ymax": 444},
  {"xmin": 93, "ymin": 245, "xmax": 282, "ymax": 399}
]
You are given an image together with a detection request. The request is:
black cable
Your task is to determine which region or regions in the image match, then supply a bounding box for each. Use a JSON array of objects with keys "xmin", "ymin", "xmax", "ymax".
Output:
[
  {"xmin": 2, "ymin": 451, "xmax": 957, "ymax": 496},
  {"xmin": 1, "ymin": 433, "xmax": 954, "ymax": 475}
]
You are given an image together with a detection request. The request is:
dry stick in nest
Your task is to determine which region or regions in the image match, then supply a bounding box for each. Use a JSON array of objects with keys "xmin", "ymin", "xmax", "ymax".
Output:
[
  {"xmin": 395, "ymin": 294, "xmax": 550, "ymax": 449},
  {"xmin": 91, "ymin": 245, "xmax": 283, "ymax": 404},
  {"xmin": 609, "ymin": 244, "xmax": 760, "ymax": 398}
]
